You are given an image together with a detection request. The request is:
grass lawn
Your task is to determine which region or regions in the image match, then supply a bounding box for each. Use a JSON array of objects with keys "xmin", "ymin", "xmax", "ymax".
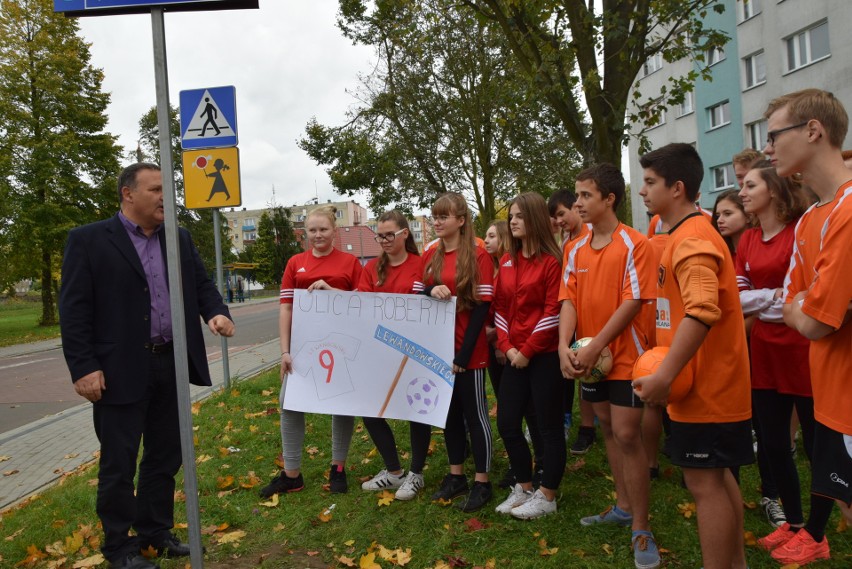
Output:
[
  {"xmin": 0, "ymin": 368, "xmax": 849, "ymax": 568},
  {"xmin": 0, "ymin": 300, "xmax": 60, "ymax": 347}
]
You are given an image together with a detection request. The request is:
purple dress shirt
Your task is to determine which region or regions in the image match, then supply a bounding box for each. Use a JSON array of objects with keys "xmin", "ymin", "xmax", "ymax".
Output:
[{"xmin": 118, "ymin": 212, "xmax": 172, "ymax": 343}]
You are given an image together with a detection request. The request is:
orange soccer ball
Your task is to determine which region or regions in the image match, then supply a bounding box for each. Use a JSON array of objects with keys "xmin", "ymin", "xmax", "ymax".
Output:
[{"xmin": 632, "ymin": 346, "xmax": 694, "ymax": 403}]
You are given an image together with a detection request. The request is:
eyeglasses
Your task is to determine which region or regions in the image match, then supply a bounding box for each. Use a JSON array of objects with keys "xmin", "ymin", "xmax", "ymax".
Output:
[
  {"xmin": 433, "ymin": 215, "xmax": 460, "ymax": 223},
  {"xmin": 374, "ymin": 228, "xmax": 406, "ymax": 243},
  {"xmin": 766, "ymin": 121, "xmax": 809, "ymax": 146}
]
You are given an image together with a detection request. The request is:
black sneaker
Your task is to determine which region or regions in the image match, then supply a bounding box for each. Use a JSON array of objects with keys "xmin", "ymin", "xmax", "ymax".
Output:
[
  {"xmin": 455, "ymin": 481, "xmax": 493, "ymax": 512},
  {"xmin": 329, "ymin": 464, "xmax": 348, "ymax": 493},
  {"xmin": 497, "ymin": 468, "xmax": 516, "ymax": 489},
  {"xmin": 570, "ymin": 426, "xmax": 596, "ymax": 455},
  {"xmin": 259, "ymin": 471, "xmax": 304, "ymax": 498},
  {"xmin": 431, "ymin": 473, "xmax": 469, "ymax": 501}
]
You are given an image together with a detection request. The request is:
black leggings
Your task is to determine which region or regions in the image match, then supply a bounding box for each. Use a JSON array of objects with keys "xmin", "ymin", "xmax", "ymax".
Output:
[
  {"xmin": 496, "ymin": 352, "xmax": 566, "ymax": 490},
  {"xmin": 752, "ymin": 389, "xmax": 815, "ymax": 524},
  {"xmin": 489, "ymin": 344, "xmax": 543, "ymax": 463},
  {"xmin": 362, "ymin": 417, "xmax": 432, "ymax": 474},
  {"xmin": 445, "ymin": 368, "xmax": 492, "ymax": 473}
]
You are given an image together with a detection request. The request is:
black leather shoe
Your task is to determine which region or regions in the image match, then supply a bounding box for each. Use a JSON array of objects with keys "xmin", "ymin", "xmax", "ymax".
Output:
[
  {"xmin": 152, "ymin": 534, "xmax": 199, "ymax": 558},
  {"xmin": 110, "ymin": 553, "xmax": 160, "ymax": 569}
]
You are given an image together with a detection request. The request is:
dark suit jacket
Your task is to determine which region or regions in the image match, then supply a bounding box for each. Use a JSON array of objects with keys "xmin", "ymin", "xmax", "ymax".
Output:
[{"xmin": 59, "ymin": 214, "xmax": 231, "ymax": 405}]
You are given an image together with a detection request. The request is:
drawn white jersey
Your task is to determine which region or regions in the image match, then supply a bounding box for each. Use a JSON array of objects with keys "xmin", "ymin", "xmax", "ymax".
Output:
[{"xmin": 293, "ymin": 333, "xmax": 360, "ymax": 400}]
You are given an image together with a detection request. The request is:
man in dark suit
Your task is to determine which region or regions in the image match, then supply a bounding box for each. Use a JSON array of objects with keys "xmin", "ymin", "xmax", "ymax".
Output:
[{"xmin": 60, "ymin": 163, "xmax": 235, "ymax": 569}]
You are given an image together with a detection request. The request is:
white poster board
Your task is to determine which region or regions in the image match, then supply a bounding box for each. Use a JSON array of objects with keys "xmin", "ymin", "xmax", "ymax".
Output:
[{"xmin": 283, "ymin": 290, "xmax": 457, "ymax": 428}]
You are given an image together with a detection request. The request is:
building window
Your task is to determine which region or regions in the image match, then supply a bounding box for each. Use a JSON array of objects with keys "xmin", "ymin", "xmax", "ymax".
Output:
[
  {"xmin": 741, "ymin": 0, "xmax": 761, "ymax": 21},
  {"xmin": 786, "ymin": 21, "xmax": 830, "ymax": 72},
  {"xmin": 336, "ymin": 210, "xmax": 344, "ymax": 218},
  {"xmin": 414, "ymin": 231, "xmax": 422, "ymax": 241},
  {"xmin": 707, "ymin": 101, "xmax": 731, "ymax": 130},
  {"xmin": 642, "ymin": 52, "xmax": 663, "ymax": 77},
  {"xmin": 641, "ymin": 98, "xmax": 666, "ymax": 129},
  {"xmin": 346, "ymin": 244, "xmax": 353, "ymax": 251},
  {"xmin": 707, "ymin": 46, "xmax": 725, "ymax": 66},
  {"xmin": 297, "ymin": 214, "xmax": 305, "ymax": 222},
  {"xmin": 243, "ymin": 232, "xmax": 256, "ymax": 241},
  {"xmin": 712, "ymin": 164, "xmax": 736, "ymax": 191},
  {"xmin": 245, "ymin": 218, "xmax": 255, "ymax": 226},
  {"xmin": 747, "ymin": 120, "xmax": 768, "ymax": 150},
  {"xmin": 676, "ymin": 91, "xmax": 694, "ymax": 117},
  {"xmin": 743, "ymin": 51, "xmax": 766, "ymax": 89}
]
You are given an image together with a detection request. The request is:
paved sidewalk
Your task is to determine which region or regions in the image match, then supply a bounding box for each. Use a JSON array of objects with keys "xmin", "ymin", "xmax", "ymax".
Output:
[{"xmin": 0, "ymin": 338, "xmax": 281, "ymax": 511}]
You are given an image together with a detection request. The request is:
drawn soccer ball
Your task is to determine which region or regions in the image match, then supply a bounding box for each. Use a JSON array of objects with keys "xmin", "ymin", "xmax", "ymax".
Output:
[
  {"xmin": 632, "ymin": 346, "xmax": 694, "ymax": 403},
  {"xmin": 570, "ymin": 337, "xmax": 613, "ymax": 384},
  {"xmin": 406, "ymin": 377, "xmax": 439, "ymax": 415}
]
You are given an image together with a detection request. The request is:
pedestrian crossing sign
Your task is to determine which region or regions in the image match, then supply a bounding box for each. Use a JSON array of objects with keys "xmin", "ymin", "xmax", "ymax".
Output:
[
  {"xmin": 182, "ymin": 147, "xmax": 241, "ymax": 209},
  {"xmin": 179, "ymin": 85, "xmax": 238, "ymax": 149}
]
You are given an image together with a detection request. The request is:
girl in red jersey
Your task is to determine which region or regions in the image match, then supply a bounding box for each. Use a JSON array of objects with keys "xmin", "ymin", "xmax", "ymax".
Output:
[
  {"xmin": 492, "ymin": 193, "xmax": 564, "ymax": 519},
  {"xmin": 712, "ymin": 190, "xmax": 749, "ymax": 262},
  {"xmin": 423, "ymin": 193, "xmax": 495, "ymax": 512},
  {"xmin": 485, "ymin": 220, "xmax": 544, "ymax": 489},
  {"xmin": 358, "ymin": 211, "xmax": 431, "ymax": 501},
  {"xmin": 737, "ymin": 164, "xmax": 817, "ymax": 549},
  {"xmin": 260, "ymin": 206, "xmax": 363, "ymax": 498}
]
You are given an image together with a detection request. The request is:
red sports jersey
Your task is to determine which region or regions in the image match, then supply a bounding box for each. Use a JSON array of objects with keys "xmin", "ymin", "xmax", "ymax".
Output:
[
  {"xmin": 279, "ymin": 248, "xmax": 362, "ymax": 304},
  {"xmin": 736, "ymin": 224, "xmax": 811, "ymax": 396},
  {"xmin": 358, "ymin": 253, "xmax": 424, "ymax": 294},
  {"xmin": 786, "ymin": 181, "xmax": 852, "ymax": 434},
  {"xmin": 493, "ymin": 252, "xmax": 561, "ymax": 358},
  {"xmin": 422, "ymin": 245, "xmax": 494, "ymax": 369},
  {"xmin": 559, "ymin": 223, "xmax": 656, "ymax": 380}
]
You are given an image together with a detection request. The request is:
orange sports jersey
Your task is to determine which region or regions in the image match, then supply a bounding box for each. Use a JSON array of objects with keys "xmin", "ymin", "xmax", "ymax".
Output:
[
  {"xmin": 493, "ymin": 252, "xmax": 561, "ymax": 359},
  {"xmin": 422, "ymin": 245, "xmax": 494, "ymax": 369},
  {"xmin": 560, "ymin": 222, "xmax": 591, "ymax": 251},
  {"xmin": 646, "ymin": 208, "xmax": 711, "ymax": 238},
  {"xmin": 789, "ymin": 181, "xmax": 852, "ymax": 434},
  {"xmin": 559, "ymin": 223, "xmax": 656, "ymax": 380},
  {"xmin": 656, "ymin": 213, "xmax": 750, "ymax": 424},
  {"xmin": 358, "ymin": 253, "xmax": 424, "ymax": 294},
  {"xmin": 279, "ymin": 248, "xmax": 363, "ymax": 304}
]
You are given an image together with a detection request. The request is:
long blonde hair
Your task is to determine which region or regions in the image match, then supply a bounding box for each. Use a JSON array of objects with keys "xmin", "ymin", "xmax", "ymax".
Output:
[
  {"xmin": 375, "ymin": 210, "xmax": 420, "ymax": 286},
  {"xmin": 424, "ymin": 193, "xmax": 480, "ymax": 311}
]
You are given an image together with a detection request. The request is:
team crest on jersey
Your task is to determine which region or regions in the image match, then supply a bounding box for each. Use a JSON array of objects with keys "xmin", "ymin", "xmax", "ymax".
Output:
[
  {"xmin": 658, "ymin": 265, "xmax": 666, "ymax": 287},
  {"xmin": 297, "ymin": 267, "xmax": 307, "ymax": 273},
  {"xmin": 745, "ymin": 262, "xmax": 751, "ymax": 272},
  {"xmin": 502, "ymin": 260, "xmax": 512, "ymax": 267}
]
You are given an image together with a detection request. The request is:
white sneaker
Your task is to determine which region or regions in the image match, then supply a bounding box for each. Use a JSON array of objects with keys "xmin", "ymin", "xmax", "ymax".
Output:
[
  {"xmin": 395, "ymin": 471, "xmax": 424, "ymax": 500},
  {"xmin": 361, "ymin": 469, "xmax": 405, "ymax": 491},
  {"xmin": 511, "ymin": 489, "xmax": 557, "ymax": 519},
  {"xmin": 495, "ymin": 483, "xmax": 533, "ymax": 514}
]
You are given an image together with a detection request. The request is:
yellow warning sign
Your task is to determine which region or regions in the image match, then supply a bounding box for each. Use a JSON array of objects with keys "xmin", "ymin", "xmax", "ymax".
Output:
[{"xmin": 182, "ymin": 147, "xmax": 241, "ymax": 209}]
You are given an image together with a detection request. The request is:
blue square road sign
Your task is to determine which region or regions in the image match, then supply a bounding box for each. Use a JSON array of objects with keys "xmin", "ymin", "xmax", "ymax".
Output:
[{"xmin": 179, "ymin": 86, "xmax": 238, "ymax": 150}]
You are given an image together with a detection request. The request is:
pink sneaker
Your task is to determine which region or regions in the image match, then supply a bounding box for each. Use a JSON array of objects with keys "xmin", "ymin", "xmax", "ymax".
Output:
[
  {"xmin": 770, "ymin": 529, "xmax": 830, "ymax": 565},
  {"xmin": 757, "ymin": 522, "xmax": 797, "ymax": 551}
]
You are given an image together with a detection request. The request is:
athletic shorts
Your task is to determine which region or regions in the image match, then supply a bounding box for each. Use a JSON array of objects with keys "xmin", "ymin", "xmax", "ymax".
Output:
[
  {"xmin": 668, "ymin": 419, "xmax": 754, "ymax": 469},
  {"xmin": 811, "ymin": 421, "xmax": 852, "ymax": 506},
  {"xmin": 581, "ymin": 379, "xmax": 642, "ymax": 408}
]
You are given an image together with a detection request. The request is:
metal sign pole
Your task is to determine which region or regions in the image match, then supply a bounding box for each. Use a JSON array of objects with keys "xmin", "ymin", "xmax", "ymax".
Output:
[
  {"xmin": 151, "ymin": 8, "xmax": 204, "ymax": 568},
  {"xmin": 212, "ymin": 208, "xmax": 231, "ymax": 389}
]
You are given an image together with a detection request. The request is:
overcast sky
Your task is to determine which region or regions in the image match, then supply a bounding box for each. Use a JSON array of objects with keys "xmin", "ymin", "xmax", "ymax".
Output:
[{"xmin": 77, "ymin": 2, "xmax": 374, "ymax": 212}]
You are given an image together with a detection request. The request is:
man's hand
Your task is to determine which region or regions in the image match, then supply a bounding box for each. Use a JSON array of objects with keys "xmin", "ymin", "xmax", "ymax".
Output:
[
  {"xmin": 74, "ymin": 370, "xmax": 106, "ymax": 402},
  {"xmin": 208, "ymin": 315, "xmax": 235, "ymax": 337}
]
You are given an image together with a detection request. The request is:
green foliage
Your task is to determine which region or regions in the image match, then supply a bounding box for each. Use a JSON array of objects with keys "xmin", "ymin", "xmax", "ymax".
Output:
[
  {"xmin": 249, "ymin": 207, "xmax": 302, "ymax": 288},
  {"xmin": 0, "ymin": 0, "xmax": 123, "ymax": 325},
  {"xmin": 300, "ymin": 0, "xmax": 582, "ymax": 225},
  {"xmin": 463, "ymin": 0, "xmax": 730, "ymax": 168},
  {"xmin": 0, "ymin": 299, "xmax": 60, "ymax": 346}
]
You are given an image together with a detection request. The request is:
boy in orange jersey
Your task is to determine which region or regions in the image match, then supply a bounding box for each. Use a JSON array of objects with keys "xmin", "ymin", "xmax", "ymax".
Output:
[
  {"xmin": 558, "ymin": 164, "xmax": 659, "ymax": 569},
  {"xmin": 770, "ymin": 89, "xmax": 852, "ymax": 566},
  {"xmin": 633, "ymin": 143, "xmax": 752, "ymax": 569}
]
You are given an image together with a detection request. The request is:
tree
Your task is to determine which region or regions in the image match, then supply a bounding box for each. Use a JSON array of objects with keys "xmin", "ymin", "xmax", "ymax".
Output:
[
  {"xmin": 135, "ymin": 105, "xmax": 236, "ymax": 273},
  {"xmin": 300, "ymin": 0, "xmax": 581, "ymax": 227},
  {"xmin": 462, "ymin": 0, "xmax": 729, "ymax": 168},
  {"xmin": 249, "ymin": 206, "xmax": 301, "ymax": 289},
  {"xmin": 0, "ymin": 0, "xmax": 122, "ymax": 324}
]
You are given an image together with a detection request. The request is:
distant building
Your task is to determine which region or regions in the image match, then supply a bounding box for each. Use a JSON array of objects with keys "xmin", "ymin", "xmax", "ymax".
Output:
[
  {"xmin": 221, "ymin": 207, "xmax": 265, "ymax": 253},
  {"xmin": 365, "ymin": 214, "xmax": 433, "ymax": 252},
  {"xmin": 287, "ymin": 199, "xmax": 369, "ymax": 228},
  {"xmin": 626, "ymin": 0, "xmax": 852, "ymax": 233}
]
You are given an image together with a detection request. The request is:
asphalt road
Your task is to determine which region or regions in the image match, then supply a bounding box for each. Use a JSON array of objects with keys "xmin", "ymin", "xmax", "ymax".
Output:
[{"xmin": 0, "ymin": 299, "xmax": 279, "ymax": 435}]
